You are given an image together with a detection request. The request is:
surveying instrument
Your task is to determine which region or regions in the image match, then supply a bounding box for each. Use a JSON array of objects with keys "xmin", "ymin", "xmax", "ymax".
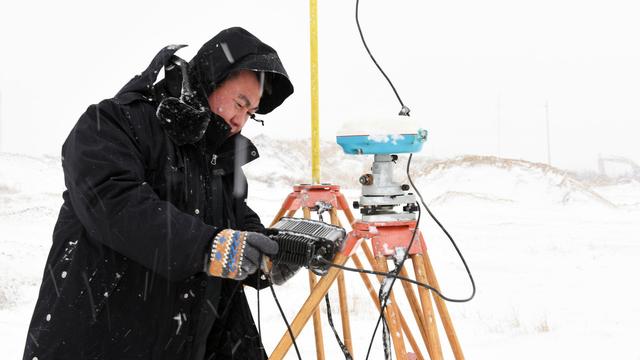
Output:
[
  {"xmin": 264, "ymin": 1, "xmax": 469, "ymax": 358},
  {"xmin": 267, "ymin": 131, "xmax": 465, "ymax": 360}
]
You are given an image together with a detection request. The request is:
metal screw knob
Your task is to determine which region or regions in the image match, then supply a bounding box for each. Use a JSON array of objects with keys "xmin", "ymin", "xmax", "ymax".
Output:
[{"xmin": 359, "ymin": 174, "xmax": 374, "ymax": 185}]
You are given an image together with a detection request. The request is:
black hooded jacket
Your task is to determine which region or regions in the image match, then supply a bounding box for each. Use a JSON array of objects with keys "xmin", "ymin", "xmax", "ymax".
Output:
[{"xmin": 23, "ymin": 28, "xmax": 293, "ymax": 360}]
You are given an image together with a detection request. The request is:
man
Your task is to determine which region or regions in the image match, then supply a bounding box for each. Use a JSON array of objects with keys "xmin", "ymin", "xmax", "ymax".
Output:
[{"xmin": 23, "ymin": 27, "xmax": 295, "ymax": 359}]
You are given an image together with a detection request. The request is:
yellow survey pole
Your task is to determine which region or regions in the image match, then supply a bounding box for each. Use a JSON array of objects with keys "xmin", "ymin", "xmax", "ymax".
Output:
[{"xmin": 309, "ymin": 0, "xmax": 321, "ymax": 184}]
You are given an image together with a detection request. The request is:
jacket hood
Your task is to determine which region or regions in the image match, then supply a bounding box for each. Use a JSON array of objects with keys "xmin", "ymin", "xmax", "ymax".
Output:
[
  {"xmin": 116, "ymin": 44, "xmax": 186, "ymax": 100},
  {"xmin": 188, "ymin": 27, "xmax": 294, "ymax": 115},
  {"xmin": 115, "ymin": 28, "xmax": 293, "ymax": 147}
]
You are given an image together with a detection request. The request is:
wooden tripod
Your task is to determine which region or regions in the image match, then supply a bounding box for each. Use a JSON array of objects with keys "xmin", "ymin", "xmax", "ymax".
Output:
[{"xmin": 268, "ymin": 184, "xmax": 464, "ymax": 360}]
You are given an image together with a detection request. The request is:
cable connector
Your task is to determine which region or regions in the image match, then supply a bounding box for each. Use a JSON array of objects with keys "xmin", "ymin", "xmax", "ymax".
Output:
[{"xmin": 398, "ymin": 105, "xmax": 411, "ymax": 116}]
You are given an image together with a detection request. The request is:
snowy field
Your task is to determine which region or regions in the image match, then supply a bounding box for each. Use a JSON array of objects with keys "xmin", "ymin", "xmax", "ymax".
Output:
[{"xmin": 2, "ymin": 142, "xmax": 640, "ymax": 359}]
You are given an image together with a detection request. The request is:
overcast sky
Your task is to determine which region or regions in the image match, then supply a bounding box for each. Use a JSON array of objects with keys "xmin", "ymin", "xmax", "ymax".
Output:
[{"xmin": 1, "ymin": 0, "xmax": 639, "ymax": 171}]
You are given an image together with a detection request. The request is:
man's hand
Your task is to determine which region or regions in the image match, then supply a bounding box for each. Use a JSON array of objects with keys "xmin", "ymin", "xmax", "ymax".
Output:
[
  {"xmin": 270, "ymin": 261, "xmax": 302, "ymax": 285},
  {"xmin": 207, "ymin": 229, "xmax": 278, "ymax": 280},
  {"xmin": 243, "ymin": 232, "xmax": 279, "ymax": 276}
]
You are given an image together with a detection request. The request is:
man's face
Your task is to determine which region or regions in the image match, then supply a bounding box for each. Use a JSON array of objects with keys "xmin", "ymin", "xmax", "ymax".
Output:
[{"xmin": 207, "ymin": 70, "xmax": 262, "ymax": 136}]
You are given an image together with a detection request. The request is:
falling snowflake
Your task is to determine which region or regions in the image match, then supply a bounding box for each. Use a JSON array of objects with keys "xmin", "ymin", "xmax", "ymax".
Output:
[{"xmin": 173, "ymin": 313, "xmax": 187, "ymax": 334}]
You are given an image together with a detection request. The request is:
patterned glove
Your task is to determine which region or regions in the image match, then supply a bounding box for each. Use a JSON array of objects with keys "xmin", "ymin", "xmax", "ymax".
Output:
[{"xmin": 207, "ymin": 229, "xmax": 279, "ymax": 280}]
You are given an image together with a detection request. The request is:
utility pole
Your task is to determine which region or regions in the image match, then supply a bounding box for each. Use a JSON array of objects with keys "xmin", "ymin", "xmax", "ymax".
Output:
[
  {"xmin": 496, "ymin": 96, "xmax": 501, "ymax": 158},
  {"xmin": 0, "ymin": 90, "xmax": 3, "ymax": 153},
  {"xmin": 545, "ymin": 101, "xmax": 551, "ymax": 166}
]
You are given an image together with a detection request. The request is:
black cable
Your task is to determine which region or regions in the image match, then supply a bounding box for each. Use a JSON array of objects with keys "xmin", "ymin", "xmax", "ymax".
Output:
[
  {"xmin": 405, "ymin": 156, "xmax": 477, "ymax": 304},
  {"xmin": 381, "ymin": 316, "xmax": 392, "ymax": 359},
  {"xmin": 256, "ymin": 273, "xmax": 264, "ymax": 360},
  {"xmin": 317, "ymin": 156, "xmax": 476, "ymax": 302},
  {"xmin": 359, "ymin": 153, "xmax": 475, "ymax": 359},
  {"xmin": 324, "ymin": 294, "xmax": 353, "ymax": 360},
  {"xmin": 355, "ymin": 0, "xmax": 413, "ymax": 354},
  {"xmin": 268, "ymin": 281, "xmax": 303, "ymax": 360},
  {"xmin": 260, "ymin": 156, "xmax": 476, "ymax": 359},
  {"xmin": 355, "ymin": 0, "xmax": 479, "ymax": 356},
  {"xmin": 356, "ymin": 0, "xmax": 411, "ymax": 116},
  {"xmin": 318, "ymin": 257, "xmax": 473, "ymax": 303},
  {"xmin": 364, "ymin": 179, "xmax": 421, "ymax": 360}
]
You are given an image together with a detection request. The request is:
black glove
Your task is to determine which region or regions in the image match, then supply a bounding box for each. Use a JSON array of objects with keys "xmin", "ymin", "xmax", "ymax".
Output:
[
  {"xmin": 207, "ymin": 229, "xmax": 279, "ymax": 280},
  {"xmin": 269, "ymin": 261, "xmax": 302, "ymax": 285},
  {"xmin": 155, "ymin": 56, "xmax": 224, "ymax": 146},
  {"xmin": 261, "ymin": 228, "xmax": 302, "ymax": 285}
]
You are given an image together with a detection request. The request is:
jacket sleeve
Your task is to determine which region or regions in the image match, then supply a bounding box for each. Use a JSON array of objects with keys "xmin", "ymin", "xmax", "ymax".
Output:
[
  {"xmin": 62, "ymin": 99, "xmax": 217, "ymax": 281},
  {"xmin": 240, "ymin": 203, "xmax": 266, "ymax": 232},
  {"xmin": 232, "ymin": 170, "xmax": 266, "ymax": 233}
]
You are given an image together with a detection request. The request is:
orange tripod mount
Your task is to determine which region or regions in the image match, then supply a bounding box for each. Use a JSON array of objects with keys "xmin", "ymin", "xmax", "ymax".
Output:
[
  {"xmin": 269, "ymin": 184, "xmax": 354, "ymax": 360},
  {"xmin": 267, "ymin": 184, "xmax": 465, "ymax": 360}
]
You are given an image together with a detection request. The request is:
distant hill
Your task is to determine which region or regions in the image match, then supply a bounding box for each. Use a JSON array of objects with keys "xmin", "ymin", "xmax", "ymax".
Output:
[{"xmin": 2, "ymin": 137, "xmax": 638, "ymax": 212}]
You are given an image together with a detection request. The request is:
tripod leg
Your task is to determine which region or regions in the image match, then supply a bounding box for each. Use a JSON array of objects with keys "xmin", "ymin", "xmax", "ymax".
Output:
[
  {"xmin": 361, "ymin": 241, "xmax": 376, "ymax": 268},
  {"xmin": 360, "ymin": 242, "xmax": 426, "ymax": 358},
  {"xmin": 308, "ymin": 271, "xmax": 326, "ymax": 360},
  {"xmin": 269, "ymin": 208, "xmax": 289, "ymax": 227},
  {"xmin": 376, "ymin": 257, "xmax": 408, "ymax": 360},
  {"xmin": 352, "ymin": 254, "xmax": 425, "ymax": 360},
  {"xmin": 331, "ymin": 209, "xmax": 353, "ymax": 356},
  {"xmin": 285, "ymin": 209, "xmax": 297, "ymax": 217},
  {"xmin": 269, "ymin": 252, "xmax": 349, "ymax": 360},
  {"xmin": 412, "ymin": 254, "xmax": 444, "ymax": 360},
  {"xmin": 270, "ymin": 208, "xmax": 298, "ymax": 227},
  {"xmin": 269, "ymin": 190, "xmax": 300, "ymax": 227},
  {"xmin": 336, "ymin": 192, "xmax": 357, "ymax": 225},
  {"xmin": 303, "ymin": 207, "xmax": 325, "ymax": 360},
  {"xmin": 336, "ymin": 272, "xmax": 353, "ymax": 356},
  {"xmin": 421, "ymin": 246, "xmax": 465, "ymax": 360},
  {"xmin": 270, "ymin": 208, "xmax": 287, "ymax": 227},
  {"xmin": 398, "ymin": 266, "xmax": 431, "ymax": 352}
]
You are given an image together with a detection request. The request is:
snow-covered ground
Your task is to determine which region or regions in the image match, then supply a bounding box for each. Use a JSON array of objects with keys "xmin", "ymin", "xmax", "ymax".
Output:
[{"xmin": 2, "ymin": 144, "xmax": 639, "ymax": 359}]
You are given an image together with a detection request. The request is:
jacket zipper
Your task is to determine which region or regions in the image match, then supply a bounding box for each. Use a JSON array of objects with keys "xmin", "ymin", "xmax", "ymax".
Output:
[{"xmin": 200, "ymin": 144, "xmax": 212, "ymax": 223}]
